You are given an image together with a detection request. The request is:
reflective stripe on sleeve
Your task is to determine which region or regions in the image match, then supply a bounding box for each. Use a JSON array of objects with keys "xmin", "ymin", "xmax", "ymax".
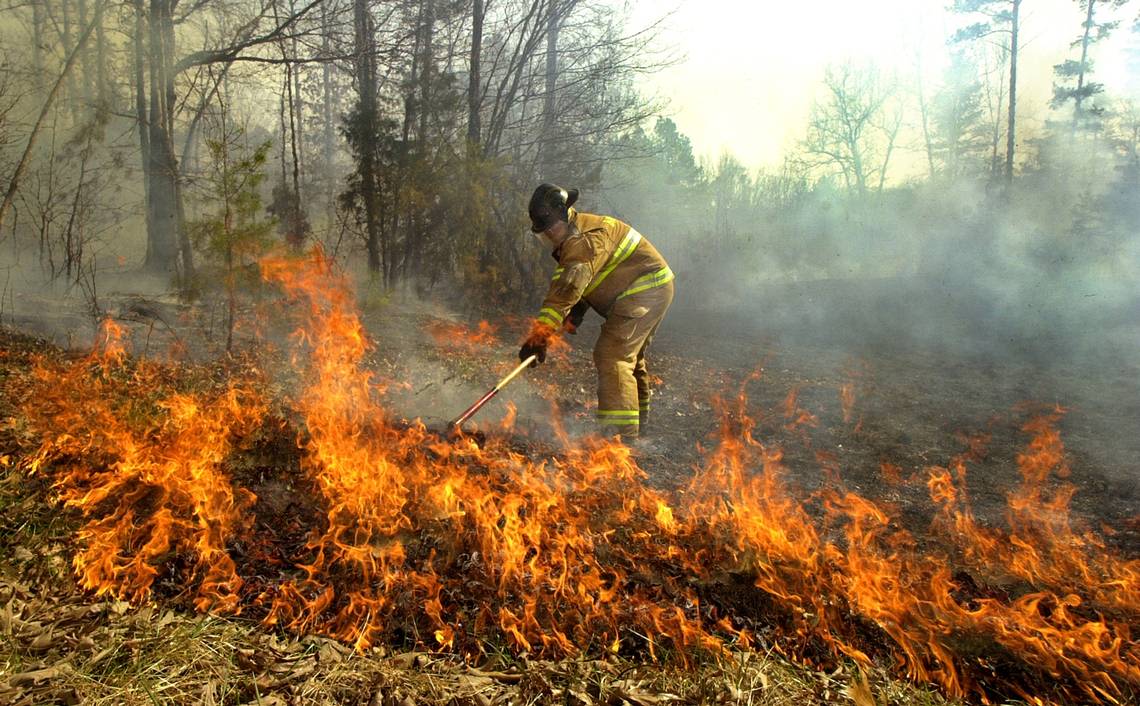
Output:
[
  {"xmin": 537, "ymin": 307, "xmax": 564, "ymax": 328},
  {"xmin": 584, "ymin": 228, "xmax": 642, "ymax": 296},
  {"xmin": 616, "ymin": 265, "xmax": 674, "ymax": 300},
  {"xmin": 551, "ymin": 266, "xmax": 564, "ymax": 282}
]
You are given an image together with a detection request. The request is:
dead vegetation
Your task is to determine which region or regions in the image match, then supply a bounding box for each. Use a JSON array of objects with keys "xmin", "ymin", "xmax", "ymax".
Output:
[
  {"xmin": 0, "ymin": 442, "xmax": 953, "ymax": 706},
  {"xmin": 1, "ymin": 261, "xmax": 1137, "ymax": 706},
  {"xmin": 0, "ymin": 324, "xmax": 957, "ymax": 706}
]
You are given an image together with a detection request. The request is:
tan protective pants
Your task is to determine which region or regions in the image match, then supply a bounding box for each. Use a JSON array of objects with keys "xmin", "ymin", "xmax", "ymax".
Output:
[{"xmin": 593, "ymin": 280, "xmax": 674, "ymax": 438}]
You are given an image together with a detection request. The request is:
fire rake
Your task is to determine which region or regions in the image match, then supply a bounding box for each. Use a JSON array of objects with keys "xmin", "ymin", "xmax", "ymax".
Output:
[{"xmin": 450, "ymin": 355, "xmax": 537, "ymax": 430}]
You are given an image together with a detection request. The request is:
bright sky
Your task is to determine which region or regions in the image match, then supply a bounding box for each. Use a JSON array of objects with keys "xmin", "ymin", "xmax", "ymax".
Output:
[{"xmin": 627, "ymin": 0, "xmax": 1140, "ymax": 172}]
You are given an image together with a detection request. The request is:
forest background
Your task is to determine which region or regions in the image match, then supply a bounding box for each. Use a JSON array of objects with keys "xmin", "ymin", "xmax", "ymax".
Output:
[{"xmin": 0, "ymin": 0, "xmax": 1138, "ymax": 357}]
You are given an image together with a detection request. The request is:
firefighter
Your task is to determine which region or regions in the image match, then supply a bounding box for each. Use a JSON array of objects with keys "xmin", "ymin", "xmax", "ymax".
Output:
[{"xmin": 519, "ymin": 183, "xmax": 674, "ymax": 440}]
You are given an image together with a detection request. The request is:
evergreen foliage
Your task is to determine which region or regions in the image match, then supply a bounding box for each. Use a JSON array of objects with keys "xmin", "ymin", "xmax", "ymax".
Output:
[{"xmin": 188, "ymin": 129, "xmax": 275, "ymax": 350}]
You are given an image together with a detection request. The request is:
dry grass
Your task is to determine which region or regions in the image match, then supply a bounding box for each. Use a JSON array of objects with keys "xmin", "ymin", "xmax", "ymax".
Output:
[
  {"xmin": 0, "ymin": 327, "xmax": 1010, "ymax": 706},
  {"xmin": 0, "ymin": 459, "xmax": 971, "ymax": 706}
]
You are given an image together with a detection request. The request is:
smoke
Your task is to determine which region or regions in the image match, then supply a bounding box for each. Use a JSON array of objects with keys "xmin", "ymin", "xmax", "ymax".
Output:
[
  {"xmin": 0, "ymin": 249, "xmax": 160, "ymax": 350},
  {"xmin": 589, "ymin": 133, "xmax": 1140, "ymax": 508},
  {"xmin": 600, "ymin": 145, "xmax": 1140, "ymax": 370}
]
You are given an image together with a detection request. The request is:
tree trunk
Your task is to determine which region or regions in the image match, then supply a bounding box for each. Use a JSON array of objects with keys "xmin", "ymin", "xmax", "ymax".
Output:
[
  {"xmin": 321, "ymin": 1, "xmax": 336, "ymax": 225},
  {"xmin": 877, "ymin": 110, "xmax": 902, "ymax": 195},
  {"xmin": 95, "ymin": 0, "xmax": 107, "ymax": 105},
  {"xmin": 983, "ymin": 44, "xmax": 1007, "ymax": 180},
  {"xmin": 417, "ymin": 0, "xmax": 433, "ymax": 147},
  {"xmin": 290, "ymin": 4, "xmax": 305, "ymax": 178},
  {"xmin": 852, "ymin": 148, "xmax": 867, "ymax": 198},
  {"xmin": 32, "ymin": 0, "xmax": 46, "ymax": 79},
  {"xmin": 134, "ymin": 0, "xmax": 152, "ymax": 244},
  {"xmin": 467, "ymin": 0, "xmax": 484, "ymax": 151},
  {"xmin": 61, "ymin": 0, "xmax": 79, "ymax": 122},
  {"xmin": 142, "ymin": 0, "xmax": 192, "ymax": 283},
  {"xmin": 1005, "ymin": 0, "xmax": 1019, "ymax": 188},
  {"xmin": 77, "ymin": 0, "xmax": 94, "ymax": 107},
  {"xmin": 540, "ymin": 3, "xmax": 560, "ymax": 176},
  {"xmin": 279, "ymin": 77, "xmax": 289, "ymax": 189},
  {"xmin": 353, "ymin": 0, "xmax": 383, "ymax": 277},
  {"xmin": 285, "ymin": 0, "xmax": 304, "ymax": 248},
  {"xmin": 1072, "ymin": 0, "xmax": 1096, "ymax": 138},
  {"xmin": 288, "ymin": 61, "xmax": 304, "ymax": 247},
  {"xmin": 915, "ymin": 53, "xmax": 936, "ymax": 179},
  {"xmin": 404, "ymin": 0, "xmax": 434, "ymax": 280},
  {"xmin": 181, "ymin": 63, "xmax": 231, "ymax": 168}
]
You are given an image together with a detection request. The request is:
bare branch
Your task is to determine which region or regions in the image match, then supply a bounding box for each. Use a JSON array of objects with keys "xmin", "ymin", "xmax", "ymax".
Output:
[
  {"xmin": 173, "ymin": 0, "xmax": 327, "ymax": 73},
  {"xmin": 0, "ymin": 0, "xmax": 107, "ymax": 236}
]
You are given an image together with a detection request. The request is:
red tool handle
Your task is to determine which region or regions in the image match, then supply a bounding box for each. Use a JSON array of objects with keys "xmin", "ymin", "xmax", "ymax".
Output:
[{"xmin": 450, "ymin": 355, "xmax": 537, "ymax": 430}]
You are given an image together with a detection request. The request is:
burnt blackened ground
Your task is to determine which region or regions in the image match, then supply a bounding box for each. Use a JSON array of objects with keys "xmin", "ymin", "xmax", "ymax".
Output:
[{"xmin": 642, "ymin": 275, "xmax": 1140, "ymax": 555}]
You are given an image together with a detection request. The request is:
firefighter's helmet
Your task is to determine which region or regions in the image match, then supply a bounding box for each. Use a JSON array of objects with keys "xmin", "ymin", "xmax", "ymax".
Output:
[{"xmin": 528, "ymin": 183, "xmax": 579, "ymax": 233}]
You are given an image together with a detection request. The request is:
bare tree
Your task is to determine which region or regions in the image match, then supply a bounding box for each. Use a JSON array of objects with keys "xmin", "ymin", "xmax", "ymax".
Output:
[
  {"xmin": 800, "ymin": 63, "xmax": 899, "ymax": 198},
  {"xmin": 0, "ymin": 1, "xmax": 105, "ymax": 237},
  {"xmin": 135, "ymin": 0, "xmax": 329, "ymax": 286}
]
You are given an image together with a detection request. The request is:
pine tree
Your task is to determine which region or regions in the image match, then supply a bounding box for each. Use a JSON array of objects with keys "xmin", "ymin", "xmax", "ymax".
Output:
[{"xmin": 188, "ymin": 126, "xmax": 275, "ymax": 352}]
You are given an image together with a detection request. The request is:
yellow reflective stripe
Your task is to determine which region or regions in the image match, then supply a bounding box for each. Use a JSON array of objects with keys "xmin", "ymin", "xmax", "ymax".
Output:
[
  {"xmin": 584, "ymin": 228, "xmax": 642, "ymax": 296},
  {"xmin": 597, "ymin": 409, "xmax": 639, "ymax": 419},
  {"xmin": 598, "ymin": 418, "xmax": 640, "ymax": 426},
  {"xmin": 537, "ymin": 308, "xmax": 564, "ymax": 327},
  {"xmin": 616, "ymin": 266, "xmax": 674, "ymax": 300},
  {"xmin": 551, "ymin": 266, "xmax": 564, "ymax": 282}
]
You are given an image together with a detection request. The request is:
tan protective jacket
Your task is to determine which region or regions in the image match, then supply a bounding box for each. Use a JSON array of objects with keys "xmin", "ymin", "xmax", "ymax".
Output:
[{"xmin": 535, "ymin": 209, "xmax": 673, "ymax": 330}]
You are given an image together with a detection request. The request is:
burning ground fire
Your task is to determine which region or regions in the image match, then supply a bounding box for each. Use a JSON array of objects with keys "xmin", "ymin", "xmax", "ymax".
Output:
[
  {"xmin": 9, "ymin": 250, "xmax": 1140, "ymax": 705},
  {"xmin": 428, "ymin": 319, "xmax": 502, "ymax": 353}
]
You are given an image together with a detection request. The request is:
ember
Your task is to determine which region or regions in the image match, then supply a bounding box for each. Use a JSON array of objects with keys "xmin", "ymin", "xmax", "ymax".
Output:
[{"xmin": 13, "ymin": 250, "xmax": 1140, "ymax": 705}]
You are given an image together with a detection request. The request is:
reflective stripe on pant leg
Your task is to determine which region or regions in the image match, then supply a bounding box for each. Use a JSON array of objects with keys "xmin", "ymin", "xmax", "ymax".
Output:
[
  {"xmin": 593, "ymin": 335, "xmax": 639, "ymax": 436},
  {"xmin": 596, "ymin": 409, "xmax": 640, "ymax": 425}
]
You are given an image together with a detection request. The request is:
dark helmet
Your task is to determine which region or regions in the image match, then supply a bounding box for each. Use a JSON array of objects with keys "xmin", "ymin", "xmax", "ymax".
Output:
[{"xmin": 528, "ymin": 183, "xmax": 579, "ymax": 232}]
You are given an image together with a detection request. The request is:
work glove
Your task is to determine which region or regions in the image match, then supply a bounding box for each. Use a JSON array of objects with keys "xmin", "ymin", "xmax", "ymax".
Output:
[
  {"xmin": 519, "ymin": 338, "xmax": 547, "ymax": 366},
  {"xmin": 564, "ymin": 300, "xmax": 590, "ymax": 335}
]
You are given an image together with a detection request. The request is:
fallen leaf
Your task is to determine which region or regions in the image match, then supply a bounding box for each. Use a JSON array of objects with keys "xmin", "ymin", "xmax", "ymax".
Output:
[
  {"xmin": 843, "ymin": 670, "xmax": 876, "ymax": 706},
  {"xmin": 7, "ymin": 667, "xmax": 60, "ymax": 687},
  {"xmin": 610, "ymin": 680, "xmax": 682, "ymax": 706},
  {"xmin": 28, "ymin": 630, "xmax": 56, "ymax": 652}
]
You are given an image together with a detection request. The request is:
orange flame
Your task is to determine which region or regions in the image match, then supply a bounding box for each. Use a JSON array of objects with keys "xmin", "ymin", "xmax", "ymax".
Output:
[
  {"xmin": 12, "ymin": 248, "xmax": 1139, "ymax": 705},
  {"xmin": 24, "ymin": 323, "xmax": 266, "ymax": 611},
  {"xmin": 427, "ymin": 319, "xmax": 501, "ymax": 353}
]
